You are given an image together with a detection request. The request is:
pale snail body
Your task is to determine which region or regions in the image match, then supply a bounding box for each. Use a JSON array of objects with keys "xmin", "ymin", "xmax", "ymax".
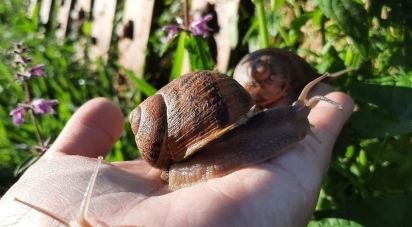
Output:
[
  {"xmin": 129, "ymin": 70, "xmax": 341, "ymax": 190},
  {"xmin": 233, "ymin": 48, "xmax": 319, "ymax": 108}
]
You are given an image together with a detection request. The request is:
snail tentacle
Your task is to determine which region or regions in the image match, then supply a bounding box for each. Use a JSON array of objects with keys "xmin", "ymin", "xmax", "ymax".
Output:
[{"xmin": 306, "ymin": 95, "xmax": 343, "ymax": 109}]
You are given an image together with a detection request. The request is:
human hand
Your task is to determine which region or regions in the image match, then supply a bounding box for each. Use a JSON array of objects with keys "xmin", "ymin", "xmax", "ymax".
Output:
[{"xmin": 0, "ymin": 88, "xmax": 353, "ymax": 226}]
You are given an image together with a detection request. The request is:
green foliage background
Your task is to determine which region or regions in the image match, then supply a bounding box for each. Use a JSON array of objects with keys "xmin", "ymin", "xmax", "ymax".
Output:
[{"xmin": 1, "ymin": 0, "xmax": 412, "ymax": 226}]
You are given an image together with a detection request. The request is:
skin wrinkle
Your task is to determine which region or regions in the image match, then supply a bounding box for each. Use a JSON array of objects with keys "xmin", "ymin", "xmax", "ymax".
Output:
[
  {"xmin": 80, "ymin": 112, "xmax": 118, "ymax": 142},
  {"xmin": 204, "ymin": 182, "xmax": 244, "ymax": 226},
  {"xmin": 119, "ymin": 201, "xmax": 142, "ymax": 226},
  {"xmin": 208, "ymin": 172, "xmax": 258, "ymax": 225},
  {"xmin": 244, "ymin": 159, "xmax": 312, "ymax": 226},
  {"xmin": 51, "ymin": 123, "xmax": 113, "ymax": 157},
  {"xmin": 0, "ymin": 208, "xmax": 28, "ymax": 226},
  {"xmin": 112, "ymin": 161, "xmax": 164, "ymax": 187},
  {"xmin": 0, "ymin": 217, "xmax": 14, "ymax": 226},
  {"xmin": 272, "ymin": 161, "xmax": 311, "ymax": 209},
  {"xmin": 79, "ymin": 119, "xmax": 116, "ymax": 148},
  {"xmin": 153, "ymin": 193, "xmax": 171, "ymax": 227},
  {"xmin": 12, "ymin": 169, "xmax": 84, "ymax": 223},
  {"xmin": 88, "ymin": 192, "xmax": 137, "ymax": 224},
  {"xmin": 247, "ymin": 164, "xmax": 304, "ymax": 227},
  {"xmin": 164, "ymin": 189, "xmax": 184, "ymax": 227},
  {"xmin": 244, "ymin": 187, "xmax": 276, "ymax": 226},
  {"xmin": 97, "ymin": 165, "xmax": 166, "ymax": 215},
  {"xmin": 302, "ymin": 140, "xmax": 326, "ymax": 179},
  {"xmin": 184, "ymin": 188, "xmax": 221, "ymax": 227},
  {"xmin": 36, "ymin": 178, "xmax": 91, "ymax": 223},
  {"xmin": 312, "ymin": 122, "xmax": 340, "ymax": 143},
  {"xmin": 213, "ymin": 167, "xmax": 275, "ymax": 226}
]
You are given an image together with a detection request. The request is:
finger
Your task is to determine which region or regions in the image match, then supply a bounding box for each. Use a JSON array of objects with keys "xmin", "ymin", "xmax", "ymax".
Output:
[
  {"xmin": 302, "ymin": 91, "xmax": 354, "ymax": 174},
  {"xmin": 45, "ymin": 98, "xmax": 124, "ymax": 158},
  {"xmin": 309, "ymin": 91, "xmax": 354, "ymax": 150}
]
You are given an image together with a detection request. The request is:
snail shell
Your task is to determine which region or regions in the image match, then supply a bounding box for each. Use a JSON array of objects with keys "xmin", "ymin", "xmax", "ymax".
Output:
[
  {"xmin": 129, "ymin": 71, "xmax": 254, "ymax": 170},
  {"xmin": 233, "ymin": 48, "xmax": 319, "ymax": 108},
  {"xmin": 129, "ymin": 70, "xmax": 341, "ymax": 190}
]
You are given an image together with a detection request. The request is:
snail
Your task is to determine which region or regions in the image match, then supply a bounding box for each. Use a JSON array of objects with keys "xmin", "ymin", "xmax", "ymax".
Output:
[
  {"xmin": 233, "ymin": 48, "xmax": 319, "ymax": 108},
  {"xmin": 129, "ymin": 70, "xmax": 344, "ymax": 190}
]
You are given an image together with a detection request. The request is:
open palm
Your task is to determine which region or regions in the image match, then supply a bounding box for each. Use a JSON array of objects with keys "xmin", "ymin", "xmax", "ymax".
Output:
[{"xmin": 0, "ymin": 89, "xmax": 353, "ymax": 226}]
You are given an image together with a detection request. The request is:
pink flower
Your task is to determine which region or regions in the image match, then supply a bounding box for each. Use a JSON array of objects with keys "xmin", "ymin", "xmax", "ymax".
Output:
[
  {"xmin": 31, "ymin": 99, "xmax": 58, "ymax": 115},
  {"xmin": 162, "ymin": 14, "xmax": 214, "ymax": 40},
  {"xmin": 190, "ymin": 14, "xmax": 213, "ymax": 37},
  {"xmin": 10, "ymin": 105, "xmax": 26, "ymax": 126},
  {"xmin": 163, "ymin": 25, "xmax": 180, "ymax": 41},
  {"xmin": 29, "ymin": 64, "xmax": 46, "ymax": 78}
]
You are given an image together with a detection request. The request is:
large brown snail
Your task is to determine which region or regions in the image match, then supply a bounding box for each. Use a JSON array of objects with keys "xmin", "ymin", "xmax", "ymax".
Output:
[
  {"xmin": 233, "ymin": 48, "xmax": 319, "ymax": 108},
  {"xmin": 129, "ymin": 69, "xmax": 345, "ymax": 190}
]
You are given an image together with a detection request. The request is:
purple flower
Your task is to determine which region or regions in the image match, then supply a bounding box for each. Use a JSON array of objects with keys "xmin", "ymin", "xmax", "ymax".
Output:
[
  {"xmin": 190, "ymin": 14, "xmax": 213, "ymax": 37},
  {"xmin": 31, "ymin": 99, "xmax": 58, "ymax": 115},
  {"xmin": 10, "ymin": 105, "xmax": 26, "ymax": 126},
  {"xmin": 163, "ymin": 25, "xmax": 180, "ymax": 41},
  {"xmin": 29, "ymin": 64, "xmax": 46, "ymax": 78}
]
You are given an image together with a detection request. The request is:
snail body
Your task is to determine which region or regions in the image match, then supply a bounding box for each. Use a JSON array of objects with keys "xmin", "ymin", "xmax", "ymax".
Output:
[
  {"xmin": 129, "ymin": 70, "xmax": 342, "ymax": 190},
  {"xmin": 166, "ymin": 105, "xmax": 310, "ymax": 190},
  {"xmin": 233, "ymin": 48, "xmax": 319, "ymax": 108}
]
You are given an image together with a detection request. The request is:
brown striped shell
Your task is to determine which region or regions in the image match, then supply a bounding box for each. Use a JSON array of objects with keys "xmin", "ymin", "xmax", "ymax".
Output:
[
  {"xmin": 129, "ymin": 71, "xmax": 254, "ymax": 170},
  {"xmin": 233, "ymin": 48, "xmax": 319, "ymax": 108}
]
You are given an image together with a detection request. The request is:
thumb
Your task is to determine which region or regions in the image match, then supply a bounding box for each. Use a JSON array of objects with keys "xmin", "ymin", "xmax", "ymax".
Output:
[{"xmin": 45, "ymin": 97, "xmax": 124, "ymax": 159}]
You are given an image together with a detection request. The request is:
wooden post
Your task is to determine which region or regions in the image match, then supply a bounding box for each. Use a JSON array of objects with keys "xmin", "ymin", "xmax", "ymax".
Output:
[
  {"xmin": 56, "ymin": 0, "xmax": 73, "ymax": 39},
  {"xmin": 27, "ymin": 0, "xmax": 38, "ymax": 17},
  {"xmin": 72, "ymin": 0, "xmax": 92, "ymax": 59},
  {"xmin": 39, "ymin": 0, "xmax": 53, "ymax": 24},
  {"xmin": 191, "ymin": 0, "xmax": 240, "ymax": 73},
  {"xmin": 118, "ymin": 0, "xmax": 155, "ymax": 76},
  {"xmin": 213, "ymin": 0, "xmax": 240, "ymax": 72},
  {"xmin": 74, "ymin": 0, "xmax": 92, "ymax": 17},
  {"xmin": 89, "ymin": 0, "xmax": 117, "ymax": 61}
]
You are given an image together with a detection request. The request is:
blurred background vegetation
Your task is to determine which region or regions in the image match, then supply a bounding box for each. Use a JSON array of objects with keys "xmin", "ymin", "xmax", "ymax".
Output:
[{"xmin": 1, "ymin": 0, "xmax": 412, "ymax": 226}]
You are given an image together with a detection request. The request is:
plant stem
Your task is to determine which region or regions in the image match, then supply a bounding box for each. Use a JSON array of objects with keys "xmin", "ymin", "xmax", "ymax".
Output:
[
  {"xmin": 271, "ymin": 0, "xmax": 276, "ymax": 11},
  {"xmin": 182, "ymin": 0, "xmax": 190, "ymax": 29},
  {"xmin": 320, "ymin": 14, "xmax": 326, "ymax": 46},
  {"xmin": 255, "ymin": 0, "xmax": 270, "ymax": 48},
  {"xmin": 23, "ymin": 80, "xmax": 44, "ymax": 150},
  {"xmin": 171, "ymin": 31, "xmax": 188, "ymax": 80}
]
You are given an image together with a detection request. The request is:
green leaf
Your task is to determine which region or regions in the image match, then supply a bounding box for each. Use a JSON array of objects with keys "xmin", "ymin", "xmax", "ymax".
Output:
[
  {"xmin": 362, "ymin": 137, "xmax": 412, "ymax": 191},
  {"xmin": 315, "ymin": 192, "xmax": 412, "ymax": 227},
  {"xmin": 121, "ymin": 66, "xmax": 157, "ymax": 96},
  {"xmin": 290, "ymin": 12, "xmax": 312, "ymax": 31},
  {"xmin": 253, "ymin": 0, "xmax": 270, "ymax": 48},
  {"xmin": 308, "ymin": 218, "xmax": 364, "ymax": 227},
  {"xmin": 271, "ymin": 0, "xmax": 286, "ymax": 11},
  {"xmin": 318, "ymin": 0, "xmax": 369, "ymax": 58},
  {"xmin": 184, "ymin": 35, "xmax": 214, "ymax": 71},
  {"xmin": 349, "ymin": 83, "xmax": 412, "ymax": 137},
  {"xmin": 171, "ymin": 32, "xmax": 188, "ymax": 80},
  {"xmin": 81, "ymin": 21, "xmax": 92, "ymax": 36},
  {"xmin": 242, "ymin": 19, "xmax": 258, "ymax": 45},
  {"xmin": 106, "ymin": 140, "xmax": 125, "ymax": 162},
  {"xmin": 14, "ymin": 154, "xmax": 40, "ymax": 176}
]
